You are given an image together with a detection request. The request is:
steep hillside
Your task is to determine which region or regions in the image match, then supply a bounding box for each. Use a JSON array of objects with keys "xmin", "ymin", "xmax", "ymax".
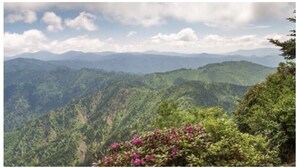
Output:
[
  {"xmin": 4, "ymin": 60, "xmax": 274, "ymax": 166},
  {"xmin": 4, "ymin": 66, "xmax": 137, "ymax": 131},
  {"xmin": 4, "ymin": 60, "xmax": 273, "ymax": 132},
  {"xmin": 4, "ymin": 80, "xmax": 248, "ymax": 166}
]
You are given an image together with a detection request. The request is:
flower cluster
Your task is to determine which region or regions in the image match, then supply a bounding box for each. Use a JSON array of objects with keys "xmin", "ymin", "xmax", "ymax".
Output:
[
  {"xmin": 132, "ymin": 135, "xmax": 143, "ymax": 145},
  {"xmin": 96, "ymin": 124, "xmax": 209, "ymax": 166},
  {"xmin": 110, "ymin": 142, "xmax": 120, "ymax": 150},
  {"xmin": 94, "ymin": 123, "xmax": 278, "ymax": 166}
]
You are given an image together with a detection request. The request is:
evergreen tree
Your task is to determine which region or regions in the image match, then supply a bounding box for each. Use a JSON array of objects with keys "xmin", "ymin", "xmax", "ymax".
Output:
[{"xmin": 269, "ymin": 11, "xmax": 296, "ymax": 60}]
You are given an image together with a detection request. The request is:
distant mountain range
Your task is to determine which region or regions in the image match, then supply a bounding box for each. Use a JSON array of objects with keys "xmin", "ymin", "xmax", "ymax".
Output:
[
  {"xmin": 4, "ymin": 48, "xmax": 283, "ymax": 74},
  {"xmin": 5, "ymin": 47, "xmax": 282, "ymax": 60}
]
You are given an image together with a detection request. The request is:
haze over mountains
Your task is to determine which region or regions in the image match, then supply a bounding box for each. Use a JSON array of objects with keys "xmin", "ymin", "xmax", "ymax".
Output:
[
  {"xmin": 5, "ymin": 48, "xmax": 283, "ymax": 74},
  {"xmin": 222, "ymin": 48, "xmax": 281, "ymax": 56},
  {"xmin": 4, "ymin": 1, "xmax": 296, "ymax": 166}
]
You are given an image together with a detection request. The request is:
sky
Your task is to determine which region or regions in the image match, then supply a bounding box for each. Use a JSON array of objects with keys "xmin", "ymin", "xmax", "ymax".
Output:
[{"xmin": 3, "ymin": 2, "xmax": 296, "ymax": 57}]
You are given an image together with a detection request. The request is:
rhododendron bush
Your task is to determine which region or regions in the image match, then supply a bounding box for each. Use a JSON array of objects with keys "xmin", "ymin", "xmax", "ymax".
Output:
[{"xmin": 95, "ymin": 124, "xmax": 279, "ymax": 166}]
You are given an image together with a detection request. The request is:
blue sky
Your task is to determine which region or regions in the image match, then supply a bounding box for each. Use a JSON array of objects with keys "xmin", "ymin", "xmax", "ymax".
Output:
[{"xmin": 4, "ymin": 2, "xmax": 295, "ymax": 56}]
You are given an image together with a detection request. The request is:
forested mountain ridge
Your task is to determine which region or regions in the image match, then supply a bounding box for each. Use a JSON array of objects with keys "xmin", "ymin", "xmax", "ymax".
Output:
[
  {"xmin": 4, "ymin": 60, "xmax": 274, "ymax": 166},
  {"xmin": 142, "ymin": 61, "xmax": 275, "ymax": 88},
  {"xmin": 4, "ymin": 58, "xmax": 59, "ymax": 72},
  {"xmin": 4, "ymin": 60, "xmax": 274, "ymax": 131},
  {"xmin": 4, "ymin": 66, "xmax": 137, "ymax": 131},
  {"xmin": 4, "ymin": 80, "xmax": 249, "ymax": 166}
]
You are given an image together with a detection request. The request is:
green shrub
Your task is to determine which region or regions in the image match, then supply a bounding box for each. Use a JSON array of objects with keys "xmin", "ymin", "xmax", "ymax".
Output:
[
  {"xmin": 234, "ymin": 62, "xmax": 295, "ymax": 162},
  {"xmin": 95, "ymin": 106, "xmax": 280, "ymax": 166}
]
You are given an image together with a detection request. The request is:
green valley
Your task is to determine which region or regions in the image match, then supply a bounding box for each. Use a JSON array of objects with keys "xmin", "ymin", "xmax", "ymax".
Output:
[{"xmin": 4, "ymin": 60, "xmax": 275, "ymax": 166}]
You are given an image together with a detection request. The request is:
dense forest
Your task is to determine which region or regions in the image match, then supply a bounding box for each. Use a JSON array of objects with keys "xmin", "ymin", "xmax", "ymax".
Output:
[
  {"xmin": 4, "ymin": 14, "xmax": 295, "ymax": 167},
  {"xmin": 5, "ymin": 60, "xmax": 276, "ymax": 165},
  {"xmin": 94, "ymin": 15, "xmax": 295, "ymax": 166}
]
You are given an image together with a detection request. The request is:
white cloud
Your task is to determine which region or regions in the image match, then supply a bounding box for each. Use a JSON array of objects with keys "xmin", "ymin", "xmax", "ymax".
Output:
[
  {"xmin": 202, "ymin": 34, "xmax": 290, "ymax": 52},
  {"xmin": 96, "ymin": 3, "xmax": 294, "ymax": 27},
  {"xmin": 106, "ymin": 38, "xmax": 114, "ymax": 43},
  {"xmin": 4, "ymin": 28, "xmax": 291, "ymax": 57},
  {"xmin": 204, "ymin": 23, "xmax": 217, "ymax": 28},
  {"xmin": 264, "ymin": 34, "xmax": 287, "ymax": 40},
  {"xmin": 150, "ymin": 28, "xmax": 198, "ymax": 43},
  {"xmin": 5, "ymin": 3, "xmax": 54, "ymax": 11},
  {"xmin": 5, "ymin": 10, "xmax": 37, "ymax": 23},
  {"xmin": 4, "ymin": 30, "xmax": 104, "ymax": 56},
  {"xmin": 254, "ymin": 25, "xmax": 271, "ymax": 29},
  {"xmin": 232, "ymin": 35, "xmax": 257, "ymax": 42},
  {"xmin": 65, "ymin": 12, "xmax": 97, "ymax": 31},
  {"xmin": 49, "ymin": 36, "xmax": 104, "ymax": 53},
  {"xmin": 4, "ymin": 29, "xmax": 48, "ymax": 56},
  {"xmin": 244, "ymin": 24, "xmax": 271, "ymax": 29},
  {"xmin": 98, "ymin": 3, "xmax": 166, "ymax": 27},
  {"xmin": 144, "ymin": 29, "xmax": 291, "ymax": 53},
  {"xmin": 204, "ymin": 35, "xmax": 225, "ymax": 41},
  {"xmin": 42, "ymin": 12, "xmax": 63, "ymax": 32},
  {"xmin": 127, "ymin": 31, "xmax": 137, "ymax": 37},
  {"xmin": 4, "ymin": 2, "xmax": 294, "ymax": 28}
]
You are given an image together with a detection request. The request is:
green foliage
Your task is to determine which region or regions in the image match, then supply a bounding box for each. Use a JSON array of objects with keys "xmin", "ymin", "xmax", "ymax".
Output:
[
  {"xmin": 4, "ymin": 60, "xmax": 275, "ymax": 166},
  {"xmin": 4, "ymin": 67, "xmax": 137, "ymax": 131},
  {"xmin": 96, "ymin": 107, "xmax": 279, "ymax": 166},
  {"xmin": 4, "ymin": 79, "xmax": 249, "ymax": 166},
  {"xmin": 4, "ymin": 60, "xmax": 272, "ymax": 132},
  {"xmin": 234, "ymin": 62, "xmax": 295, "ymax": 162},
  {"xmin": 156, "ymin": 101, "xmax": 226, "ymax": 129},
  {"xmin": 234, "ymin": 13, "xmax": 296, "ymax": 163}
]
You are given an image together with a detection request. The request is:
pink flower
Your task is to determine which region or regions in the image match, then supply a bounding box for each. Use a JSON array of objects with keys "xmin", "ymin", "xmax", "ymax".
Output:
[
  {"xmin": 110, "ymin": 142, "xmax": 120, "ymax": 150},
  {"xmin": 170, "ymin": 135, "xmax": 180, "ymax": 142},
  {"xmin": 132, "ymin": 152, "xmax": 140, "ymax": 159},
  {"xmin": 131, "ymin": 158, "xmax": 145, "ymax": 166},
  {"xmin": 132, "ymin": 135, "xmax": 143, "ymax": 145},
  {"xmin": 183, "ymin": 124, "xmax": 194, "ymax": 133},
  {"xmin": 170, "ymin": 147, "xmax": 180, "ymax": 157},
  {"xmin": 104, "ymin": 156, "xmax": 112, "ymax": 165}
]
